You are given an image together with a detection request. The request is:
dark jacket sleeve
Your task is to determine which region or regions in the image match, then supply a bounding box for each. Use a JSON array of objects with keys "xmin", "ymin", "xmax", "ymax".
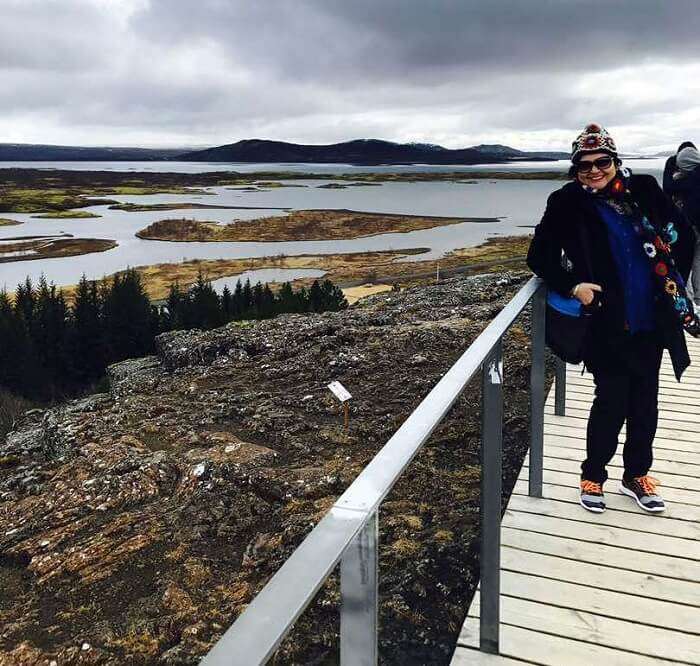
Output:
[
  {"xmin": 648, "ymin": 174, "xmax": 694, "ymax": 281},
  {"xmin": 662, "ymin": 156, "xmax": 677, "ymax": 194},
  {"xmin": 526, "ymin": 192, "xmax": 578, "ymax": 297},
  {"xmin": 665, "ymin": 171, "xmax": 695, "ymax": 198}
]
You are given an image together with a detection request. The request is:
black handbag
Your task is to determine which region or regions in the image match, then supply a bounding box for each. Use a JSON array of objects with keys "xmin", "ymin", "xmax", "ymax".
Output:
[{"xmin": 544, "ymin": 223, "xmax": 598, "ymax": 363}]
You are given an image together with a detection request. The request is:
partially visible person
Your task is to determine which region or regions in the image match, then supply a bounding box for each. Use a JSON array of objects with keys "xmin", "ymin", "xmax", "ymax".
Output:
[
  {"xmin": 663, "ymin": 141, "xmax": 696, "ymax": 200},
  {"xmin": 664, "ymin": 142, "xmax": 700, "ymax": 311}
]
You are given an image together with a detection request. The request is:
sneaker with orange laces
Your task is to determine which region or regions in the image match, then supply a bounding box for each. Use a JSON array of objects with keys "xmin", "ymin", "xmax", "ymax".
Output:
[
  {"xmin": 620, "ymin": 475, "xmax": 665, "ymax": 512},
  {"xmin": 580, "ymin": 479, "xmax": 605, "ymax": 513}
]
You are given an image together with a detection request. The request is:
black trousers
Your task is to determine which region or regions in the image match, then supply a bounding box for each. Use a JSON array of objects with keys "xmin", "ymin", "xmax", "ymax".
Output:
[{"xmin": 582, "ymin": 331, "xmax": 664, "ymax": 484}]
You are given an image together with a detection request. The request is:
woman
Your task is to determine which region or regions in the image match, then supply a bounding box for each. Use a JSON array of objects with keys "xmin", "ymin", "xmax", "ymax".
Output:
[{"xmin": 527, "ymin": 123, "xmax": 698, "ymax": 514}]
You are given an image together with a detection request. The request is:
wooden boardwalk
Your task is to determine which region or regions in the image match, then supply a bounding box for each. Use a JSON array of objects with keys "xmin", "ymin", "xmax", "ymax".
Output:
[{"xmin": 452, "ymin": 338, "xmax": 700, "ymax": 665}]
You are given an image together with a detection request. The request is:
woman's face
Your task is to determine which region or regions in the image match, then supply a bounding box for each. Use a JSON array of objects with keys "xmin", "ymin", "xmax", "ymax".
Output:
[{"xmin": 576, "ymin": 152, "xmax": 617, "ymax": 189}]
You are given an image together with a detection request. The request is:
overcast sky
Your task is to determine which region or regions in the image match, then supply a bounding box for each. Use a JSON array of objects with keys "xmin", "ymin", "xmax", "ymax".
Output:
[{"xmin": 3, "ymin": 0, "xmax": 700, "ymax": 153}]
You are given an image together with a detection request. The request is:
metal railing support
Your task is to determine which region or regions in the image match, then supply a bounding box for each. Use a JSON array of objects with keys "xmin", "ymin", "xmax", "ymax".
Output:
[
  {"xmin": 529, "ymin": 284, "xmax": 545, "ymax": 498},
  {"xmin": 479, "ymin": 341, "xmax": 503, "ymax": 654},
  {"xmin": 555, "ymin": 357, "xmax": 566, "ymax": 416},
  {"xmin": 340, "ymin": 510, "xmax": 379, "ymax": 665}
]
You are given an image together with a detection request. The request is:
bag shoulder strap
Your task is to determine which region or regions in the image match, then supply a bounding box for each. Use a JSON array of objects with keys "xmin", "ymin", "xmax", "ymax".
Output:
[{"xmin": 576, "ymin": 219, "xmax": 595, "ymax": 282}]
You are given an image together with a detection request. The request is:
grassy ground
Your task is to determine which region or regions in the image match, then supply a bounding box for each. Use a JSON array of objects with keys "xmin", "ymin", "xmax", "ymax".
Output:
[
  {"xmin": 136, "ymin": 210, "xmax": 499, "ymax": 243},
  {"xmin": 0, "ymin": 237, "xmax": 117, "ymax": 263},
  {"xmin": 343, "ymin": 283, "xmax": 395, "ymax": 304},
  {"xmin": 32, "ymin": 210, "xmax": 102, "ymax": 219},
  {"xmin": 56, "ymin": 235, "xmax": 531, "ymax": 303}
]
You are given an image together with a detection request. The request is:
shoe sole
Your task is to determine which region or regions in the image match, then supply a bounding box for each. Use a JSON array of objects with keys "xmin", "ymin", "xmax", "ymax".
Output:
[
  {"xmin": 579, "ymin": 496, "xmax": 605, "ymax": 513},
  {"xmin": 619, "ymin": 484, "xmax": 665, "ymax": 512}
]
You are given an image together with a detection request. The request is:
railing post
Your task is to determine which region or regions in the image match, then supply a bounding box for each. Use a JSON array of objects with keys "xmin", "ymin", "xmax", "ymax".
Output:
[
  {"xmin": 529, "ymin": 284, "xmax": 545, "ymax": 498},
  {"xmin": 480, "ymin": 341, "xmax": 503, "ymax": 654},
  {"xmin": 555, "ymin": 357, "xmax": 566, "ymax": 416},
  {"xmin": 340, "ymin": 511, "xmax": 378, "ymax": 665}
]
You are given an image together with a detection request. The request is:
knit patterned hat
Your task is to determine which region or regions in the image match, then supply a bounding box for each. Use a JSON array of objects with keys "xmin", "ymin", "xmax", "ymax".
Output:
[{"xmin": 571, "ymin": 123, "xmax": 618, "ymax": 162}]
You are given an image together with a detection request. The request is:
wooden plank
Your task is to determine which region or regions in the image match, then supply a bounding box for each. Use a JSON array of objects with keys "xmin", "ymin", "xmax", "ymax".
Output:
[
  {"xmin": 507, "ymin": 494, "xmax": 699, "ymax": 540},
  {"xmin": 535, "ymin": 445, "xmax": 700, "ymax": 478},
  {"xmin": 565, "ymin": 374, "xmax": 700, "ymax": 394},
  {"xmin": 458, "ymin": 617, "xmax": 687, "ymax": 666},
  {"xmin": 467, "ymin": 596, "xmax": 700, "ymax": 663},
  {"xmin": 550, "ymin": 393, "xmax": 700, "ymax": 416},
  {"xmin": 545, "ymin": 404, "xmax": 700, "ymax": 429},
  {"xmin": 544, "ymin": 422, "xmax": 700, "ymax": 451},
  {"xmin": 566, "ymin": 363, "xmax": 700, "ymax": 377},
  {"xmin": 502, "ymin": 509, "xmax": 700, "ymax": 560},
  {"xmin": 543, "ymin": 416, "xmax": 700, "ymax": 444},
  {"xmin": 496, "ymin": 546, "xmax": 700, "ymax": 607},
  {"xmin": 541, "ymin": 435, "xmax": 700, "ymax": 465},
  {"xmin": 566, "ymin": 379, "xmax": 698, "ymax": 401},
  {"xmin": 551, "ymin": 385, "xmax": 700, "ymax": 409},
  {"xmin": 556, "ymin": 379, "xmax": 700, "ymax": 396},
  {"xmin": 563, "ymin": 381, "xmax": 700, "ymax": 402},
  {"xmin": 489, "ymin": 570, "xmax": 700, "ymax": 633},
  {"xmin": 502, "ymin": 527, "xmax": 700, "ymax": 582},
  {"xmin": 544, "ymin": 400, "xmax": 700, "ymax": 430},
  {"xmin": 450, "ymin": 647, "xmax": 529, "ymax": 665},
  {"xmin": 517, "ymin": 467, "xmax": 700, "ymax": 506},
  {"xmin": 523, "ymin": 456, "xmax": 700, "ymax": 491},
  {"xmin": 510, "ymin": 480, "xmax": 700, "ymax": 523}
]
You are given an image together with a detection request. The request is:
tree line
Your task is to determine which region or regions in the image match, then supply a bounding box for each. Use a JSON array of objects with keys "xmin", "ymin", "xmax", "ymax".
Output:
[{"xmin": 0, "ymin": 271, "xmax": 347, "ymax": 401}]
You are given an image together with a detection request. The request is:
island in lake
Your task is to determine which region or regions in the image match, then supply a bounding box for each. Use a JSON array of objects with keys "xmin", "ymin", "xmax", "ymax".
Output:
[{"xmin": 136, "ymin": 209, "xmax": 500, "ymax": 243}]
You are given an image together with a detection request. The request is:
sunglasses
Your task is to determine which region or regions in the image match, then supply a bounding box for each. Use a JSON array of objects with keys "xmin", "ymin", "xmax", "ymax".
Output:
[{"xmin": 577, "ymin": 156, "xmax": 614, "ymax": 173}]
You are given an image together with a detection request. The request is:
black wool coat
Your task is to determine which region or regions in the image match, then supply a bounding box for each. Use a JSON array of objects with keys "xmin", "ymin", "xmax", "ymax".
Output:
[
  {"xmin": 664, "ymin": 165, "xmax": 700, "ymax": 230},
  {"xmin": 527, "ymin": 173, "xmax": 694, "ymax": 380}
]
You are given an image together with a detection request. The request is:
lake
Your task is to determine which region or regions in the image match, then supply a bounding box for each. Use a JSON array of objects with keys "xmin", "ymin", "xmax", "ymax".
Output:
[{"xmin": 0, "ymin": 158, "xmax": 668, "ymax": 291}]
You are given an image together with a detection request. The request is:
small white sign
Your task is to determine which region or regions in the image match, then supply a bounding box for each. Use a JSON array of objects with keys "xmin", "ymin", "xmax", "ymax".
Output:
[{"xmin": 327, "ymin": 381, "xmax": 352, "ymax": 403}]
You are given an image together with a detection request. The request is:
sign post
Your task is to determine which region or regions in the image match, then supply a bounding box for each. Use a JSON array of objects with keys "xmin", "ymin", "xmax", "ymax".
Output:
[{"xmin": 327, "ymin": 381, "xmax": 352, "ymax": 431}]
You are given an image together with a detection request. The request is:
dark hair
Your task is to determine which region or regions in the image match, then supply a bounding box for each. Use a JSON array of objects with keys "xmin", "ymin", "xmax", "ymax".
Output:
[
  {"xmin": 568, "ymin": 155, "xmax": 621, "ymax": 179},
  {"xmin": 678, "ymin": 141, "xmax": 696, "ymax": 153}
]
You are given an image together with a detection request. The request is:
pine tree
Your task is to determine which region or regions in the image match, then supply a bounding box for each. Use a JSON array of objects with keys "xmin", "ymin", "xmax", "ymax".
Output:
[
  {"xmin": 221, "ymin": 285, "xmax": 233, "ymax": 322},
  {"xmin": 14, "ymin": 276, "xmax": 35, "ymax": 326},
  {"xmin": 164, "ymin": 282, "xmax": 186, "ymax": 330},
  {"xmin": 70, "ymin": 275, "xmax": 105, "ymax": 383},
  {"xmin": 296, "ymin": 286, "xmax": 310, "ymax": 312},
  {"xmin": 309, "ymin": 280, "xmax": 324, "ymax": 312},
  {"xmin": 242, "ymin": 278, "xmax": 253, "ymax": 317},
  {"xmin": 0, "ymin": 291, "xmax": 30, "ymax": 394},
  {"xmin": 102, "ymin": 269, "xmax": 155, "ymax": 363},
  {"xmin": 189, "ymin": 271, "xmax": 223, "ymax": 330},
  {"xmin": 31, "ymin": 277, "xmax": 70, "ymax": 398},
  {"xmin": 251, "ymin": 281, "xmax": 264, "ymax": 318},
  {"xmin": 11, "ymin": 280, "xmax": 43, "ymax": 397},
  {"xmin": 320, "ymin": 279, "xmax": 348, "ymax": 311},
  {"xmin": 260, "ymin": 284, "xmax": 275, "ymax": 318},
  {"xmin": 276, "ymin": 282, "xmax": 296, "ymax": 314},
  {"xmin": 232, "ymin": 279, "xmax": 244, "ymax": 319}
]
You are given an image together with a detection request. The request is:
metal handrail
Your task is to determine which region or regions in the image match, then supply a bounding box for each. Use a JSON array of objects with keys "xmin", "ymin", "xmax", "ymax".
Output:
[{"xmin": 201, "ymin": 276, "xmax": 549, "ymax": 666}]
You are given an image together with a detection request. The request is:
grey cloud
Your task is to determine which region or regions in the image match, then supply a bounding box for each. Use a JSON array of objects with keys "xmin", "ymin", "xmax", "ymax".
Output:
[
  {"xmin": 0, "ymin": 1, "xmax": 121, "ymax": 72},
  {"xmin": 130, "ymin": 0, "xmax": 700, "ymax": 83},
  {"xmin": 1, "ymin": 0, "xmax": 700, "ymax": 150}
]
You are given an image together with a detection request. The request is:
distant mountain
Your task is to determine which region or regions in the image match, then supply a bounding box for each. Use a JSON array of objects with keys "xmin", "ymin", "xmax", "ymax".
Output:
[
  {"xmin": 471, "ymin": 144, "xmax": 523, "ymax": 156},
  {"xmin": 0, "ymin": 138, "xmax": 570, "ymax": 164},
  {"xmin": 179, "ymin": 138, "xmax": 569, "ymax": 165},
  {"xmin": 0, "ymin": 143, "xmax": 186, "ymax": 161},
  {"xmin": 470, "ymin": 143, "xmax": 568, "ymax": 161}
]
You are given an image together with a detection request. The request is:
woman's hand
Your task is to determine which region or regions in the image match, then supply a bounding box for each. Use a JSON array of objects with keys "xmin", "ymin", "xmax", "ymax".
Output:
[{"xmin": 572, "ymin": 282, "xmax": 602, "ymax": 306}]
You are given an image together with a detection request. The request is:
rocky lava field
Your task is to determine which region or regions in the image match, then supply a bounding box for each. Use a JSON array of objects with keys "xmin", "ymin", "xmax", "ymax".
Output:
[{"xmin": 0, "ymin": 271, "xmax": 539, "ymax": 665}]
